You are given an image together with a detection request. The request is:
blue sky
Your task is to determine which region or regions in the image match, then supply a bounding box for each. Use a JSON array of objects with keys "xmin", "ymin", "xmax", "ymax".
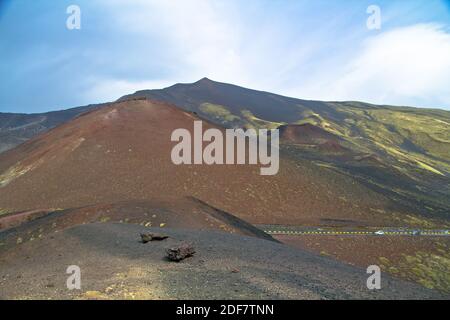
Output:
[{"xmin": 0, "ymin": 0, "xmax": 450, "ymax": 113}]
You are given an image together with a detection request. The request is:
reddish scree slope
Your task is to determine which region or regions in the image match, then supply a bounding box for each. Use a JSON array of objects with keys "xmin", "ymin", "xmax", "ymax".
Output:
[
  {"xmin": 279, "ymin": 124, "xmax": 341, "ymax": 145},
  {"xmin": 0, "ymin": 99, "xmax": 402, "ymax": 225}
]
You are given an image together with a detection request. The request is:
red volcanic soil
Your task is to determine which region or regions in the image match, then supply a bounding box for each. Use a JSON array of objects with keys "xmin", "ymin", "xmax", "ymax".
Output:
[
  {"xmin": 0, "ymin": 99, "xmax": 407, "ymax": 226},
  {"xmin": 279, "ymin": 124, "xmax": 350, "ymax": 154},
  {"xmin": 317, "ymin": 140, "xmax": 348, "ymax": 153},
  {"xmin": 279, "ymin": 124, "xmax": 339, "ymax": 145},
  {"xmin": 276, "ymin": 235, "xmax": 447, "ymax": 267},
  {"xmin": 0, "ymin": 198, "xmax": 275, "ymax": 249},
  {"xmin": 275, "ymin": 234, "xmax": 450, "ymax": 294},
  {"xmin": 0, "ymin": 209, "xmax": 53, "ymax": 230}
]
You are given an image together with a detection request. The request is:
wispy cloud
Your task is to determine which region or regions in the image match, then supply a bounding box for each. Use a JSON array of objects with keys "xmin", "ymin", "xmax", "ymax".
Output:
[
  {"xmin": 100, "ymin": 0, "xmax": 244, "ymax": 82},
  {"xmin": 99, "ymin": 1, "xmax": 450, "ymax": 109},
  {"xmin": 293, "ymin": 24, "xmax": 450, "ymax": 108},
  {"xmin": 1, "ymin": 0, "xmax": 450, "ymax": 112}
]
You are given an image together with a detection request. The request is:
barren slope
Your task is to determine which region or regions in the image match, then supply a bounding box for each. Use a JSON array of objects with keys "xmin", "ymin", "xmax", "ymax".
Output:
[
  {"xmin": 0, "ymin": 104, "xmax": 103, "ymax": 153},
  {"xmin": 0, "ymin": 223, "xmax": 444, "ymax": 300},
  {"xmin": 0, "ymin": 99, "xmax": 407, "ymax": 226},
  {"xmin": 121, "ymin": 78, "xmax": 450, "ymax": 219}
]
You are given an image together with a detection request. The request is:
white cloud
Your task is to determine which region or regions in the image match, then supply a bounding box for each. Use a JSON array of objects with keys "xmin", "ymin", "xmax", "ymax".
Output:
[
  {"xmin": 100, "ymin": 0, "xmax": 245, "ymax": 83},
  {"xmin": 96, "ymin": 0, "xmax": 321, "ymax": 91},
  {"xmin": 94, "ymin": 1, "xmax": 450, "ymax": 109},
  {"xmin": 293, "ymin": 24, "xmax": 450, "ymax": 108}
]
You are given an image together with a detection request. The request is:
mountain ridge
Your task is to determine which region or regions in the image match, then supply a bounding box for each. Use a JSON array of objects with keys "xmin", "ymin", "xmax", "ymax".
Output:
[
  {"xmin": 1, "ymin": 81, "xmax": 449, "ymax": 294},
  {"xmin": 0, "ymin": 98, "xmax": 404, "ymax": 227},
  {"xmin": 122, "ymin": 77, "xmax": 450, "ymax": 114},
  {"xmin": 1, "ymin": 79, "xmax": 449, "ymax": 220},
  {"xmin": 0, "ymin": 103, "xmax": 106, "ymax": 153}
]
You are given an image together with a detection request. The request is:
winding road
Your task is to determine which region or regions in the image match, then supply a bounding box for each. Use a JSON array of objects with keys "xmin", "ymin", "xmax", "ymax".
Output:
[{"xmin": 256, "ymin": 225, "xmax": 450, "ymax": 237}]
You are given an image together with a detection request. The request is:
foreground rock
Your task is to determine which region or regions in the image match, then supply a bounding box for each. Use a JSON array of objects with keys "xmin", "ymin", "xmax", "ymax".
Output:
[
  {"xmin": 166, "ymin": 242, "xmax": 196, "ymax": 262},
  {"xmin": 140, "ymin": 233, "xmax": 169, "ymax": 243}
]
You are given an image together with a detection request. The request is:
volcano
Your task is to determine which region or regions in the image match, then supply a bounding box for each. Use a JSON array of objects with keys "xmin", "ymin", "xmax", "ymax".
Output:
[
  {"xmin": 0, "ymin": 98, "xmax": 401, "ymax": 227},
  {"xmin": 1, "ymin": 82, "xmax": 449, "ymax": 298}
]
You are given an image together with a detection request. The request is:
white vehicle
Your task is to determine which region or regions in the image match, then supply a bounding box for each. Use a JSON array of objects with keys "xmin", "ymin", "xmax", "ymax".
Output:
[{"xmin": 374, "ymin": 230, "xmax": 385, "ymax": 235}]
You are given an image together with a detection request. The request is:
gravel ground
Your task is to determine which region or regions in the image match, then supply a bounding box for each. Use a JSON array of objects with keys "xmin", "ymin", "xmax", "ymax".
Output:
[{"xmin": 0, "ymin": 222, "xmax": 446, "ymax": 299}]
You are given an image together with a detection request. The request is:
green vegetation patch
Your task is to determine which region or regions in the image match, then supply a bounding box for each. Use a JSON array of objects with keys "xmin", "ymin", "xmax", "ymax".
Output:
[
  {"xmin": 0, "ymin": 162, "xmax": 40, "ymax": 187},
  {"xmin": 241, "ymin": 110, "xmax": 285, "ymax": 130},
  {"xmin": 379, "ymin": 243, "xmax": 450, "ymax": 293},
  {"xmin": 0, "ymin": 208, "xmax": 10, "ymax": 216},
  {"xmin": 199, "ymin": 103, "xmax": 241, "ymax": 123}
]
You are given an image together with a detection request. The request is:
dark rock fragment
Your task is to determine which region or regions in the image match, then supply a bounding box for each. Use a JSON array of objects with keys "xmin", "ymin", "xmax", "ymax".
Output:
[
  {"xmin": 140, "ymin": 233, "xmax": 169, "ymax": 243},
  {"xmin": 166, "ymin": 243, "xmax": 195, "ymax": 262}
]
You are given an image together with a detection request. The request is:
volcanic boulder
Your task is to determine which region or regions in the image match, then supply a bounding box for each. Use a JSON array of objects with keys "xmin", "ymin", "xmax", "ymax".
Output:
[{"xmin": 166, "ymin": 243, "xmax": 196, "ymax": 262}]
